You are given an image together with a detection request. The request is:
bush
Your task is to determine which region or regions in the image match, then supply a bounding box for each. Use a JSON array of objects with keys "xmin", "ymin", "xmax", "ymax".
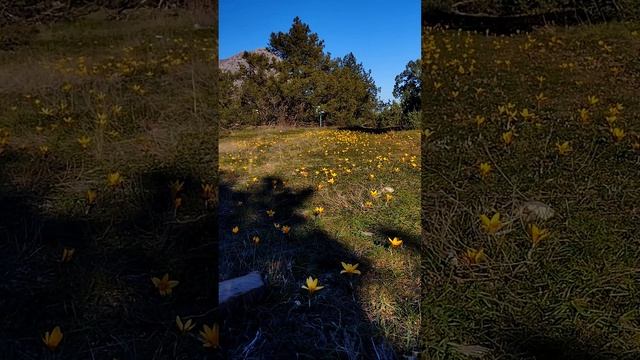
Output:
[{"xmin": 404, "ymin": 111, "xmax": 422, "ymax": 130}]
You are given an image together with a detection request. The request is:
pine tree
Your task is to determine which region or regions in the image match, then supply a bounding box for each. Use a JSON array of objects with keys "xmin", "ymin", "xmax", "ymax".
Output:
[
  {"xmin": 220, "ymin": 17, "xmax": 379, "ymax": 128},
  {"xmin": 393, "ymin": 59, "xmax": 422, "ymax": 115},
  {"xmin": 267, "ymin": 16, "xmax": 328, "ymax": 68}
]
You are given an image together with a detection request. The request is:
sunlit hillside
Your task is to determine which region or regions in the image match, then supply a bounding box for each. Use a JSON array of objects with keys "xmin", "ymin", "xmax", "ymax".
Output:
[{"xmin": 219, "ymin": 127, "xmax": 421, "ymax": 358}]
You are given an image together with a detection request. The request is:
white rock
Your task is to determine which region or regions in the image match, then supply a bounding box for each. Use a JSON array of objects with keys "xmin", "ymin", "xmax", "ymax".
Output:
[{"xmin": 519, "ymin": 200, "xmax": 555, "ymax": 222}]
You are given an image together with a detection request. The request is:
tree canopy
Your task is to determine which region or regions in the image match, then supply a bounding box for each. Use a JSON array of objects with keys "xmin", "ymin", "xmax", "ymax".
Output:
[
  {"xmin": 220, "ymin": 17, "xmax": 381, "ymax": 129},
  {"xmin": 267, "ymin": 16, "xmax": 328, "ymax": 68},
  {"xmin": 393, "ymin": 59, "xmax": 422, "ymax": 115}
]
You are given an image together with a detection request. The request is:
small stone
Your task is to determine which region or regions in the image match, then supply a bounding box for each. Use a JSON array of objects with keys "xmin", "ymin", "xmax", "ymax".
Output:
[
  {"xmin": 451, "ymin": 344, "xmax": 491, "ymax": 358},
  {"xmin": 519, "ymin": 200, "xmax": 555, "ymax": 222}
]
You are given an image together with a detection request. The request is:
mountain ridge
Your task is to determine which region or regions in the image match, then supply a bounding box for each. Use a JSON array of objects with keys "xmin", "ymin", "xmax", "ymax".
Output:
[{"xmin": 219, "ymin": 48, "xmax": 280, "ymax": 73}]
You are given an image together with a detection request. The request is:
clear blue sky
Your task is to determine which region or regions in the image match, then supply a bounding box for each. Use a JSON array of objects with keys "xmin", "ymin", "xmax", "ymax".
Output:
[{"xmin": 220, "ymin": 0, "xmax": 419, "ymax": 102}]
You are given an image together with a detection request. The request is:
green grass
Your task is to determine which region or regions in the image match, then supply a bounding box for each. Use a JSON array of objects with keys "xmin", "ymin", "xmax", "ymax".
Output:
[
  {"xmin": 219, "ymin": 127, "xmax": 421, "ymax": 358},
  {"xmin": 0, "ymin": 9, "xmax": 217, "ymax": 358},
  {"xmin": 423, "ymin": 22, "xmax": 640, "ymax": 359}
]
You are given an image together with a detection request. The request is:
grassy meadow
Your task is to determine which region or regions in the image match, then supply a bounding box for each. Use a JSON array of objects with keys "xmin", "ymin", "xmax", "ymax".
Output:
[
  {"xmin": 423, "ymin": 21, "xmax": 640, "ymax": 359},
  {"xmin": 0, "ymin": 9, "xmax": 218, "ymax": 358},
  {"xmin": 219, "ymin": 127, "xmax": 421, "ymax": 358}
]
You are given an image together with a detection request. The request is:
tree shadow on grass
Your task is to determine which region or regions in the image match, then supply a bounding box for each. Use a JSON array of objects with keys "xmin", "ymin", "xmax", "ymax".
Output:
[
  {"xmin": 0, "ymin": 149, "xmax": 218, "ymax": 359},
  {"xmin": 423, "ymin": 5, "xmax": 594, "ymax": 35},
  {"xmin": 374, "ymin": 225, "xmax": 421, "ymax": 254},
  {"xmin": 493, "ymin": 326, "xmax": 613, "ymax": 360},
  {"xmin": 218, "ymin": 175, "xmax": 401, "ymax": 359},
  {"xmin": 337, "ymin": 125, "xmax": 405, "ymax": 134}
]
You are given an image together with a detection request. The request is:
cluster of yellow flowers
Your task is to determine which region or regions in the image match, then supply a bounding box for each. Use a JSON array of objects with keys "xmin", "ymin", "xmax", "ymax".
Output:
[
  {"xmin": 299, "ymin": 236, "xmax": 402, "ymax": 299},
  {"xmin": 426, "ymin": 25, "xmax": 639, "ymax": 157},
  {"xmin": 465, "ymin": 212, "xmax": 551, "ymax": 265},
  {"xmin": 300, "ymin": 261, "xmax": 363, "ymax": 296},
  {"xmin": 44, "ymin": 178, "xmax": 214, "ymax": 350},
  {"xmin": 42, "ymin": 274, "xmax": 219, "ymax": 350},
  {"xmin": 82, "ymin": 175, "xmax": 215, "ymax": 214},
  {"xmin": 9, "ymin": 30, "xmax": 218, "ymax": 354},
  {"xmin": 218, "ymin": 123, "xmax": 419, "ymax": 347},
  {"xmin": 51, "ymin": 37, "xmax": 212, "ymax": 79}
]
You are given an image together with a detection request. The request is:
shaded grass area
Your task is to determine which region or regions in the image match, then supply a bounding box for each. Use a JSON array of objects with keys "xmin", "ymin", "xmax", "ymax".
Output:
[
  {"xmin": 422, "ymin": 21, "xmax": 640, "ymax": 359},
  {"xmin": 219, "ymin": 128, "xmax": 421, "ymax": 358},
  {"xmin": 0, "ymin": 9, "xmax": 218, "ymax": 359},
  {"xmin": 426, "ymin": 0, "xmax": 640, "ymax": 20}
]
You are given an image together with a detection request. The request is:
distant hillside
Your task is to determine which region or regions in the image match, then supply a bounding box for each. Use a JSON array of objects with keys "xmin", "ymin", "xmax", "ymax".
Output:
[{"xmin": 219, "ymin": 48, "xmax": 280, "ymax": 73}]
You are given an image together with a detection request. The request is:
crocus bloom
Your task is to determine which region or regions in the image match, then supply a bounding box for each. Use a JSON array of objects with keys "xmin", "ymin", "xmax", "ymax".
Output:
[
  {"xmin": 480, "ymin": 213, "xmax": 502, "ymax": 234},
  {"xmin": 176, "ymin": 316, "xmax": 195, "ymax": 333},
  {"xmin": 199, "ymin": 324, "xmax": 219, "ymax": 348},
  {"xmin": 479, "ymin": 162, "xmax": 492, "ymax": 177},
  {"xmin": 151, "ymin": 273, "xmax": 179, "ymax": 296},
  {"xmin": 302, "ymin": 276, "xmax": 324, "ymax": 294},
  {"xmin": 389, "ymin": 237, "xmax": 403, "ymax": 248},
  {"xmin": 530, "ymin": 224, "xmax": 550, "ymax": 246},
  {"xmin": 340, "ymin": 262, "xmax": 361, "ymax": 275},
  {"xmin": 43, "ymin": 326, "xmax": 63, "ymax": 350},
  {"xmin": 465, "ymin": 248, "xmax": 486, "ymax": 264}
]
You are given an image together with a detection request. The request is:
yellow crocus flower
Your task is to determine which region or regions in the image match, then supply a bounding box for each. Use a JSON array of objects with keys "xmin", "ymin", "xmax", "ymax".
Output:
[
  {"xmin": 42, "ymin": 326, "xmax": 63, "ymax": 350},
  {"xmin": 301, "ymin": 276, "xmax": 324, "ymax": 294},
  {"xmin": 480, "ymin": 212, "xmax": 502, "ymax": 234},
  {"xmin": 107, "ymin": 172, "xmax": 123, "ymax": 187},
  {"xmin": 556, "ymin": 141, "xmax": 572, "ymax": 155},
  {"xmin": 151, "ymin": 273, "xmax": 179, "ymax": 296},
  {"xmin": 61, "ymin": 247, "xmax": 75, "ymax": 262},
  {"xmin": 465, "ymin": 248, "xmax": 486, "ymax": 264},
  {"xmin": 530, "ymin": 224, "xmax": 550, "ymax": 247},
  {"xmin": 479, "ymin": 162, "xmax": 492, "ymax": 177},
  {"xmin": 340, "ymin": 262, "xmax": 361, "ymax": 275},
  {"xmin": 611, "ymin": 127, "xmax": 625, "ymax": 142},
  {"xmin": 388, "ymin": 237, "xmax": 403, "ymax": 248},
  {"xmin": 77, "ymin": 136, "xmax": 91, "ymax": 149},
  {"xmin": 199, "ymin": 324, "xmax": 220, "ymax": 348},
  {"xmin": 176, "ymin": 316, "xmax": 195, "ymax": 333},
  {"xmin": 86, "ymin": 189, "xmax": 97, "ymax": 205},
  {"xmin": 502, "ymin": 130, "xmax": 514, "ymax": 145},
  {"xmin": 578, "ymin": 108, "xmax": 590, "ymax": 123},
  {"xmin": 520, "ymin": 108, "xmax": 533, "ymax": 120}
]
